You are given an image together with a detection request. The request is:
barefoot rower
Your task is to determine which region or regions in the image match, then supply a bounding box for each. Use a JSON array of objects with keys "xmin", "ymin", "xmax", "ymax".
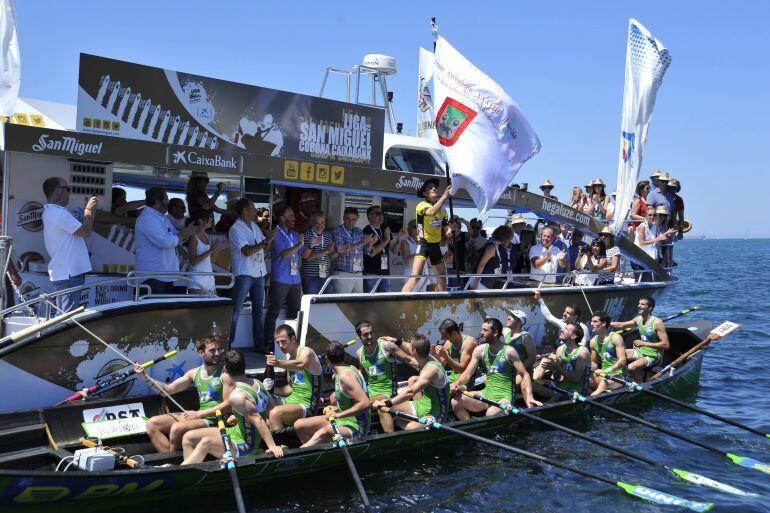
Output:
[
  {"xmin": 355, "ymin": 320, "xmax": 418, "ymax": 433},
  {"xmin": 181, "ymin": 350, "xmax": 283, "ymax": 464},
  {"xmin": 373, "ymin": 334, "xmax": 450, "ymax": 429},
  {"xmin": 295, "ymin": 341, "xmax": 371, "ymax": 447},
  {"xmin": 611, "ymin": 296, "xmax": 670, "ymax": 382},
  {"xmin": 450, "ymin": 318, "xmax": 541, "ymax": 420},
  {"xmin": 589, "ymin": 312, "xmax": 628, "ymax": 396},
  {"xmin": 266, "ymin": 324, "xmax": 323, "ymax": 429},
  {"xmin": 532, "ymin": 322, "xmax": 590, "ymax": 400},
  {"xmin": 503, "ymin": 309, "xmax": 537, "ymax": 372},
  {"xmin": 137, "ymin": 337, "xmax": 232, "ymax": 453},
  {"xmin": 432, "ymin": 318, "xmax": 477, "ymax": 384}
]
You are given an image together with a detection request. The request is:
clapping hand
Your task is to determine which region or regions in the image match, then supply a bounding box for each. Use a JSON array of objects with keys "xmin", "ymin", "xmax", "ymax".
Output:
[
  {"xmin": 557, "ymin": 250, "xmax": 567, "ymax": 262},
  {"xmin": 384, "ymin": 227, "xmax": 392, "ymax": 243},
  {"xmin": 298, "ymin": 233, "xmax": 305, "ymax": 246},
  {"xmin": 310, "ymin": 235, "xmax": 322, "ymax": 248},
  {"xmin": 396, "ymin": 228, "xmax": 407, "ymax": 242}
]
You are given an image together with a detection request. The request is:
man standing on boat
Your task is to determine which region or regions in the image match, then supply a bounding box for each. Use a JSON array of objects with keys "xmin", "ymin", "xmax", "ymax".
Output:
[
  {"xmin": 533, "ymin": 290, "xmax": 590, "ymax": 347},
  {"xmin": 41, "ymin": 177, "xmax": 98, "ymax": 312},
  {"xmin": 356, "ymin": 320, "xmax": 418, "ymax": 433},
  {"xmin": 529, "ymin": 226, "xmax": 568, "ymax": 284},
  {"xmin": 333, "ymin": 207, "xmax": 376, "ymax": 294},
  {"xmin": 610, "ymin": 296, "xmax": 669, "ymax": 383},
  {"xmin": 373, "ymin": 334, "xmax": 450, "ymax": 429},
  {"xmin": 402, "ymin": 178, "xmax": 454, "ymax": 292},
  {"xmin": 502, "ymin": 309, "xmax": 537, "ymax": 372},
  {"xmin": 532, "ymin": 322, "xmax": 591, "ymax": 399},
  {"xmin": 181, "ymin": 350, "xmax": 283, "ymax": 464},
  {"xmin": 266, "ymin": 324, "xmax": 323, "ymax": 429},
  {"xmin": 363, "ymin": 205, "xmax": 393, "ymax": 293},
  {"xmin": 589, "ymin": 311, "xmax": 628, "ymax": 395},
  {"xmin": 295, "ymin": 341, "xmax": 371, "ymax": 446},
  {"xmin": 432, "ymin": 318, "xmax": 477, "ymax": 385},
  {"xmin": 136, "ymin": 337, "xmax": 233, "ymax": 453},
  {"xmin": 450, "ymin": 317, "xmax": 541, "ymax": 419}
]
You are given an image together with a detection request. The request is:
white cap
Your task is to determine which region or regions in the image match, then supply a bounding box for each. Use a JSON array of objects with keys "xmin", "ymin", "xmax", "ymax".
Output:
[{"xmin": 506, "ymin": 309, "xmax": 527, "ymax": 326}]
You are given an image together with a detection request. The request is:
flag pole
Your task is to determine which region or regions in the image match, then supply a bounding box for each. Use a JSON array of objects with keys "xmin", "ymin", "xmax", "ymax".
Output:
[{"xmin": 432, "ymin": 17, "xmax": 462, "ymax": 289}]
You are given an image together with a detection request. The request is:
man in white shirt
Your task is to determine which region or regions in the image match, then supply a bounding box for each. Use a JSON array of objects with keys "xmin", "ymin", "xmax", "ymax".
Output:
[
  {"xmin": 229, "ymin": 198, "xmax": 275, "ymax": 352},
  {"xmin": 135, "ymin": 187, "xmax": 194, "ymax": 295},
  {"xmin": 41, "ymin": 177, "xmax": 98, "ymax": 313},
  {"xmin": 528, "ymin": 226, "xmax": 568, "ymax": 284}
]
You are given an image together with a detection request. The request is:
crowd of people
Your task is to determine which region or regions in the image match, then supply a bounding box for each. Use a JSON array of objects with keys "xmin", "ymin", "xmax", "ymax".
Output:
[{"xmin": 133, "ymin": 294, "xmax": 669, "ymax": 463}]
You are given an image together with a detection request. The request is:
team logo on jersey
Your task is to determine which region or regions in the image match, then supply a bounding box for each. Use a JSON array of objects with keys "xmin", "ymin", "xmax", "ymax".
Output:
[{"xmin": 435, "ymin": 97, "xmax": 476, "ymax": 147}]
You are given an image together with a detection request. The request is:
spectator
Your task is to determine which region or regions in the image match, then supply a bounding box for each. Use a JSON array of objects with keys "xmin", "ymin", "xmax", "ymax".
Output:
[
  {"xmin": 628, "ymin": 180, "xmax": 650, "ymax": 232},
  {"xmin": 229, "ymin": 198, "xmax": 274, "ymax": 352},
  {"xmin": 448, "ymin": 216, "xmax": 470, "ymax": 274},
  {"xmin": 510, "ymin": 214, "xmax": 525, "ymax": 244},
  {"xmin": 580, "ymin": 180, "xmax": 594, "ymax": 214},
  {"xmin": 668, "ymin": 179, "xmax": 685, "ymax": 240},
  {"xmin": 301, "ymin": 210, "xmax": 336, "ymax": 294},
  {"xmin": 166, "ymin": 198, "xmax": 187, "ymax": 230},
  {"xmin": 519, "ymin": 224, "xmax": 536, "ymax": 274},
  {"xmin": 111, "ymin": 187, "xmax": 143, "ymax": 217},
  {"xmin": 540, "ymin": 179, "xmax": 557, "ymax": 200},
  {"xmin": 596, "ymin": 227, "xmax": 620, "ymax": 285},
  {"xmin": 295, "ymin": 191, "xmax": 319, "ymax": 234},
  {"xmin": 566, "ymin": 229, "xmax": 588, "ymax": 270},
  {"xmin": 135, "ymin": 187, "xmax": 195, "ymax": 295},
  {"xmin": 185, "ymin": 171, "xmax": 225, "ymax": 222},
  {"xmin": 529, "ymin": 226, "xmax": 568, "ymax": 284},
  {"xmin": 464, "ymin": 218, "xmax": 487, "ymax": 272},
  {"xmin": 363, "ymin": 205, "xmax": 393, "ymax": 293},
  {"xmin": 265, "ymin": 205, "xmax": 305, "ymax": 351},
  {"xmin": 590, "ymin": 179, "xmax": 610, "ymax": 220},
  {"xmin": 255, "ymin": 207, "xmax": 271, "ymax": 236},
  {"xmin": 645, "ymin": 171, "xmax": 675, "ymax": 222},
  {"xmin": 185, "ymin": 212, "xmax": 227, "ymax": 294},
  {"xmin": 333, "ymin": 207, "xmax": 375, "ymax": 294},
  {"xmin": 648, "ymin": 169, "xmax": 664, "ymax": 192},
  {"xmin": 654, "ymin": 205, "xmax": 678, "ymax": 268},
  {"xmin": 41, "ymin": 177, "xmax": 98, "ymax": 312},
  {"xmin": 570, "ymin": 186, "xmax": 583, "ymax": 210},
  {"xmin": 470, "ymin": 225, "xmax": 521, "ymax": 290},
  {"xmin": 604, "ymin": 190, "xmax": 617, "ymax": 221},
  {"xmin": 633, "ymin": 207, "xmax": 671, "ymax": 281},
  {"xmin": 574, "ymin": 239, "xmax": 606, "ymax": 286},
  {"xmin": 214, "ymin": 192, "xmax": 240, "ymax": 233}
]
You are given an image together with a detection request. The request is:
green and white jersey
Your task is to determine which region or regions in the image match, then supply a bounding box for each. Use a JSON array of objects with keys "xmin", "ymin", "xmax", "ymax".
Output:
[
  {"xmin": 558, "ymin": 345, "xmax": 586, "ymax": 392},
  {"xmin": 359, "ymin": 338, "xmax": 397, "ymax": 397},
  {"xmin": 636, "ymin": 316, "xmax": 661, "ymax": 359},
  {"xmin": 194, "ymin": 365, "xmax": 224, "ymax": 416},
  {"xmin": 480, "ymin": 344, "xmax": 515, "ymax": 403},
  {"xmin": 334, "ymin": 367, "xmax": 371, "ymax": 438},
  {"xmin": 592, "ymin": 332, "xmax": 623, "ymax": 376},
  {"xmin": 226, "ymin": 381, "xmax": 270, "ymax": 457},
  {"xmin": 413, "ymin": 359, "xmax": 450, "ymax": 421},
  {"xmin": 284, "ymin": 347, "xmax": 323, "ymax": 412}
]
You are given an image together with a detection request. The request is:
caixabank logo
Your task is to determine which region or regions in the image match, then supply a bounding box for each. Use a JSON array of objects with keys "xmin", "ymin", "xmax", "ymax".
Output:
[
  {"xmin": 435, "ymin": 97, "xmax": 477, "ymax": 147},
  {"xmin": 166, "ymin": 146, "xmax": 241, "ymax": 172}
]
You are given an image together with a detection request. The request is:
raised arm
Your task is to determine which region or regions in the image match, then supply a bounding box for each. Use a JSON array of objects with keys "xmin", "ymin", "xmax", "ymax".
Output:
[{"xmin": 609, "ymin": 316, "xmax": 639, "ymax": 331}]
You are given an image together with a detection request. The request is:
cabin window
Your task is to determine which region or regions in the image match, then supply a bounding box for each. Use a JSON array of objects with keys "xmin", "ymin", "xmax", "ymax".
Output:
[
  {"xmin": 70, "ymin": 162, "xmax": 108, "ymax": 197},
  {"xmin": 385, "ymin": 148, "xmax": 443, "ymax": 175}
]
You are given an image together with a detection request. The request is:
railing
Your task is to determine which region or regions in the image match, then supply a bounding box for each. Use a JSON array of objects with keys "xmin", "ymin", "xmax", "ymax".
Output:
[{"xmin": 0, "ymin": 271, "xmax": 234, "ymax": 320}]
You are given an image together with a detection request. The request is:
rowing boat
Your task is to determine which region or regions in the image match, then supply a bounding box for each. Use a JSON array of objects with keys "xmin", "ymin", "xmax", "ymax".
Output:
[{"xmin": 0, "ymin": 321, "xmax": 709, "ymax": 512}]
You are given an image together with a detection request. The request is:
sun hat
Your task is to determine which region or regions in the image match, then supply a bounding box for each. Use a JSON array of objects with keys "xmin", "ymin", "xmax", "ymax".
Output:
[
  {"xmin": 540, "ymin": 179, "xmax": 555, "ymax": 189},
  {"xmin": 505, "ymin": 309, "xmax": 527, "ymax": 326},
  {"xmin": 417, "ymin": 178, "xmax": 440, "ymax": 198}
]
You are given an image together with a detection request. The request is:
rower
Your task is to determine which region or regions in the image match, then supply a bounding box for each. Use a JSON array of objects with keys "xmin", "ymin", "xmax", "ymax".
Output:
[
  {"xmin": 266, "ymin": 324, "xmax": 323, "ymax": 429},
  {"xmin": 355, "ymin": 320, "xmax": 418, "ymax": 433},
  {"xmin": 610, "ymin": 296, "xmax": 670, "ymax": 382},
  {"xmin": 450, "ymin": 317, "xmax": 541, "ymax": 420},
  {"xmin": 136, "ymin": 337, "xmax": 232, "ymax": 453},
  {"xmin": 532, "ymin": 322, "xmax": 591, "ymax": 400},
  {"xmin": 373, "ymin": 334, "xmax": 450, "ymax": 429},
  {"xmin": 502, "ymin": 309, "xmax": 537, "ymax": 372},
  {"xmin": 589, "ymin": 311, "xmax": 628, "ymax": 395},
  {"xmin": 431, "ymin": 318, "xmax": 477, "ymax": 385},
  {"xmin": 533, "ymin": 289, "xmax": 589, "ymax": 347},
  {"xmin": 181, "ymin": 350, "xmax": 283, "ymax": 464},
  {"xmin": 295, "ymin": 341, "xmax": 371, "ymax": 447}
]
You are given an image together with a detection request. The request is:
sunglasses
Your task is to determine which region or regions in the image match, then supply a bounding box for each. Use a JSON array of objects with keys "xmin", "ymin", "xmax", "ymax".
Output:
[{"xmin": 57, "ymin": 185, "xmax": 71, "ymax": 192}]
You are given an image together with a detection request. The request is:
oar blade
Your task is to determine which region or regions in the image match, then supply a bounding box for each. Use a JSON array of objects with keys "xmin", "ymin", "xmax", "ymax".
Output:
[
  {"xmin": 671, "ymin": 468, "xmax": 758, "ymax": 497},
  {"xmin": 616, "ymin": 482, "xmax": 713, "ymax": 512},
  {"xmin": 726, "ymin": 453, "xmax": 770, "ymax": 475}
]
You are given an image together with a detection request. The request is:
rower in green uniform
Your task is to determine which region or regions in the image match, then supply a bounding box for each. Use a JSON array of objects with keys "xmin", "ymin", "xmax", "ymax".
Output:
[
  {"xmin": 136, "ymin": 337, "xmax": 234, "ymax": 453},
  {"xmin": 355, "ymin": 320, "xmax": 417, "ymax": 433},
  {"xmin": 266, "ymin": 324, "xmax": 323, "ymax": 429},
  {"xmin": 532, "ymin": 322, "xmax": 591, "ymax": 400},
  {"xmin": 589, "ymin": 311, "xmax": 628, "ymax": 395},
  {"xmin": 181, "ymin": 350, "xmax": 283, "ymax": 464},
  {"xmin": 374, "ymin": 334, "xmax": 450, "ymax": 429},
  {"xmin": 432, "ymin": 318, "xmax": 477, "ymax": 384},
  {"xmin": 610, "ymin": 296, "xmax": 670, "ymax": 383},
  {"xmin": 295, "ymin": 341, "xmax": 372, "ymax": 447},
  {"xmin": 503, "ymin": 309, "xmax": 537, "ymax": 372},
  {"xmin": 450, "ymin": 317, "xmax": 541, "ymax": 419}
]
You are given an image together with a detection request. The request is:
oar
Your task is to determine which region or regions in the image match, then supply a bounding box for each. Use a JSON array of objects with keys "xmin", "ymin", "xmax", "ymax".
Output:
[
  {"xmin": 329, "ymin": 417, "xmax": 372, "ymax": 513},
  {"xmin": 602, "ymin": 373, "xmax": 769, "ymax": 441},
  {"xmin": 464, "ymin": 391, "xmax": 756, "ymax": 497},
  {"xmin": 617, "ymin": 306, "xmax": 699, "ymax": 335},
  {"xmin": 651, "ymin": 321, "xmax": 740, "ymax": 380},
  {"xmin": 379, "ymin": 407, "xmax": 713, "ymax": 512},
  {"xmin": 59, "ymin": 350, "xmax": 178, "ymax": 404},
  {"xmin": 215, "ymin": 410, "xmax": 247, "ymax": 513},
  {"xmin": 546, "ymin": 382, "xmax": 770, "ymax": 476}
]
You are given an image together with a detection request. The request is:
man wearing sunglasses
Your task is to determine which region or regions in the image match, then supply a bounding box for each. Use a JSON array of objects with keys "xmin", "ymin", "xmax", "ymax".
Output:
[{"xmin": 41, "ymin": 177, "xmax": 98, "ymax": 312}]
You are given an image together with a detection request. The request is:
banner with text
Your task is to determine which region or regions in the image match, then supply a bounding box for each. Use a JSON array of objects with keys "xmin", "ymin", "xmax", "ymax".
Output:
[{"xmin": 76, "ymin": 54, "xmax": 385, "ymax": 169}]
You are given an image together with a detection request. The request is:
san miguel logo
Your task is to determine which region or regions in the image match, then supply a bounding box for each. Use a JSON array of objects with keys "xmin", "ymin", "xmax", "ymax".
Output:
[
  {"xmin": 32, "ymin": 134, "xmax": 103, "ymax": 156},
  {"xmin": 435, "ymin": 97, "xmax": 477, "ymax": 147},
  {"xmin": 17, "ymin": 202, "xmax": 44, "ymax": 232},
  {"xmin": 621, "ymin": 131, "xmax": 635, "ymax": 163}
]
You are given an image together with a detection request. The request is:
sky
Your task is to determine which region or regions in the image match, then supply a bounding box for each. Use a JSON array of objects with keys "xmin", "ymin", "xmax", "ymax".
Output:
[{"xmin": 12, "ymin": 1, "xmax": 770, "ymax": 237}]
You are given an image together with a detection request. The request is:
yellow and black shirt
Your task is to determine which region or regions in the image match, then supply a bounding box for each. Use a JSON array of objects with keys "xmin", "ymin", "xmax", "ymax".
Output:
[{"xmin": 416, "ymin": 200, "xmax": 448, "ymax": 244}]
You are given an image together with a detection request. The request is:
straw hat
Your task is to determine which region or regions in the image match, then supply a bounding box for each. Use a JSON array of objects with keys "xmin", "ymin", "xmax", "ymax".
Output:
[
  {"xmin": 668, "ymin": 179, "xmax": 681, "ymax": 191},
  {"xmin": 680, "ymin": 219, "xmax": 692, "ymax": 233},
  {"xmin": 584, "ymin": 180, "xmax": 594, "ymax": 188},
  {"xmin": 654, "ymin": 205, "xmax": 669, "ymax": 215},
  {"xmin": 592, "ymin": 178, "xmax": 606, "ymax": 187},
  {"xmin": 417, "ymin": 178, "xmax": 440, "ymax": 198},
  {"xmin": 600, "ymin": 226, "xmax": 613, "ymax": 234},
  {"xmin": 540, "ymin": 179, "xmax": 555, "ymax": 190},
  {"xmin": 656, "ymin": 171, "xmax": 671, "ymax": 181},
  {"xmin": 650, "ymin": 169, "xmax": 664, "ymax": 179},
  {"xmin": 611, "ymin": 189, "xmax": 618, "ymax": 196},
  {"xmin": 510, "ymin": 213, "xmax": 526, "ymax": 225}
]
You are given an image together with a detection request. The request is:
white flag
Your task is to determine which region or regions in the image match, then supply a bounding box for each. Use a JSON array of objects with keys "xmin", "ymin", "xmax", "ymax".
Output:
[
  {"xmin": 0, "ymin": 0, "xmax": 19, "ymax": 116},
  {"xmin": 416, "ymin": 47, "xmax": 437, "ymax": 139},
  {"xmin": 432, "ymin": 33, "xmax": 540, "ymax": 216},
  {"xmin": 611, "ymin": 19, "xmax": 671, "ymax": 234}
]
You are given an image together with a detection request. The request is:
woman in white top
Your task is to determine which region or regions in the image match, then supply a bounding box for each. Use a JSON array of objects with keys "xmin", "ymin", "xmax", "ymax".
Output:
[
  {"xmin": 635, "ymin": 209, "xmax": 660, "ymax": 259},
  {"xmin": 574, "ymin": 239, "xmax": 606, "ymax": 286},
  {"xmin": 186, "ymin": 213, "xmax": 227, "ymax": 293}
]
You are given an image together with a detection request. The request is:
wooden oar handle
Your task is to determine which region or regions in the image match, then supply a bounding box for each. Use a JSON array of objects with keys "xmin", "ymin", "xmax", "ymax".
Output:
[{"xmin": 650, "ymin": 333, "xmax": 716, "ymax": 380}]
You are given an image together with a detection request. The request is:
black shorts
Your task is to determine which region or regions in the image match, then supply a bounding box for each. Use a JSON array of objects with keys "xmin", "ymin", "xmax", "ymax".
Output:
[{"xmin": 415, "ymin": 242, "xmax": 444, "ymax": 266}]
